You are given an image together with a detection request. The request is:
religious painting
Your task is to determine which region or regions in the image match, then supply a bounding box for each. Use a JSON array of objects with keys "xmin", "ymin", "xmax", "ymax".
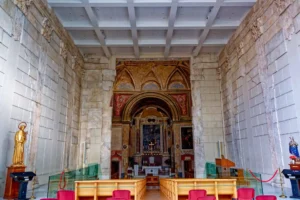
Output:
[
  {"xmin": 142, "ymin": 125, "xmax": 161, "ymax": 151},
  {"xmin": 181, "ymin": 127, "xmax": 193, "ymax": 149}
]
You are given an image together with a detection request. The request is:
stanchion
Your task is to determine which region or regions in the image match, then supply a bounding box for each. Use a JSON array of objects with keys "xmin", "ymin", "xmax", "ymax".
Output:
[{"xmin": 279, "ymin": 168, "xmax": 287, "ymax": 198}]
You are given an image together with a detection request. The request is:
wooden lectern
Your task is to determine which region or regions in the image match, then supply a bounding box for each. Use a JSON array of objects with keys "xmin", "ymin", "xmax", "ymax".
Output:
[{"xmin": 4, "ymin": 166, "xmax": 26, "ymax": 199}]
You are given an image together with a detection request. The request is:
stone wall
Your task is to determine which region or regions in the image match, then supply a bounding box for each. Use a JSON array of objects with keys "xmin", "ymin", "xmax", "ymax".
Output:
[
  {"xmin": 191, "ymin": 53, "xmax": 224, "ymax": 178},
  {"xmin": 79, "ymin": 56, "xmax": 116, "ymax": 179},
  {"xmin": 0, "ymin": 0, "xmax": 83, "ymax": 195},
  {"xmin": 219, "ymin": 0, "xmax": 300, "ymax": 182}
]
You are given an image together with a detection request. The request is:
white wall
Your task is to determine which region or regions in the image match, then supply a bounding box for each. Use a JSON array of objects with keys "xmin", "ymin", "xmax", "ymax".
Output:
[
  {"xmin": 0, "ymin": 0, "xmax": 83, "ymax": 195},
  {"xmin": 219, "ymin": 0, "xmax": 300, "ymax": 183}
]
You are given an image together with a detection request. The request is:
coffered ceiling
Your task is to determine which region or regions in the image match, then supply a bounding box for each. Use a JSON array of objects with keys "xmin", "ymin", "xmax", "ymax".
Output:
[{"xmin": 48, "ymin": 0, "xmax": 256, "ymax": 58}]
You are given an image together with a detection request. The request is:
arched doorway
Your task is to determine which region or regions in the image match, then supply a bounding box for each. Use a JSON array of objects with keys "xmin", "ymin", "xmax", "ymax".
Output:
[{"xmin": 111, "ymin": 60, "xmax": 193, "ymax": 178}]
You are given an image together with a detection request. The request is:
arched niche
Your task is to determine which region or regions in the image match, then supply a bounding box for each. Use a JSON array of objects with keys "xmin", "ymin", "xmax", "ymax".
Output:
[{"xmin": 122, "ymin": 92, "xmax": 181, "ymax": 122}]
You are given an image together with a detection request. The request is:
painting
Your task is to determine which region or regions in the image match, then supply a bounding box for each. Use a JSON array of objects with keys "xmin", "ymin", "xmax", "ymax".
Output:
[
  {"xmin": 142, "ymin": 125, "xmax": 161, "ymax": 152},
  {"xmin": 181, "ymin": 127, "xmax": 193, "ymax": 149}
]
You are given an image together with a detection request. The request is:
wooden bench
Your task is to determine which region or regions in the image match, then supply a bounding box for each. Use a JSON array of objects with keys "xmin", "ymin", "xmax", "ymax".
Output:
[
  {"xmin": 160, "ymin": 178, "xmax": 237, "ymax": 200},
  {"xmin": 75, "ymin": 179, "xmax": 146, "ymax": 200}
]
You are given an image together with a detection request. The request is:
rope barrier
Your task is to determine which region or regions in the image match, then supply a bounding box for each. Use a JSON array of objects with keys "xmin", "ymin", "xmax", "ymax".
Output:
[
  {"xmin": 59, "ymin": 171, "xmax": 66, "ymax": 190},
  {"xmin": 248, "ymin": 169, "xmax": 278, "ymax": 183}
]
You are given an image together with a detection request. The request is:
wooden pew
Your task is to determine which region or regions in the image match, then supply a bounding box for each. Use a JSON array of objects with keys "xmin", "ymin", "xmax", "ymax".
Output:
[
  {"xmin": 160, "ymin": 178, "xmax": 237, "ymax": 200},
  {"xmin": 75, "ymin": 179, "xmax": 146, "ymax": 200}
]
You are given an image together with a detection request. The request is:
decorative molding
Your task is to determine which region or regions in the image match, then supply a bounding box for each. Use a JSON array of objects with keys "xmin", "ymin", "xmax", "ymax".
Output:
[
  {"xmin": 251, "ymin": 18, "xmax": 263, "ymax": 41},
  {"xmin": 12, "ymin": 9, "xmax": 24, "ymax": 41},
  {"xmin": 14, "ymin": 0, "xmax": 33, "ymax": 15},
  {"xmin": 216, "ymin": 67, "xmax": 221, "ymax": 80},
  {"xmin": 275, "ymin": 0, "xmax": 294, "ymax": 15},
  {"xmin": 71, "ymin": 55, "xmax": 84, "ymax": 77},
  {"xmin": 81, "ymin": 69, "xmax": 86, "ymax": 78},
  {"xmin": 41, "ymin": 18, "xmax": 53, "ymax": 43},
  {"xmin": 60, "ymin": 41, "xmax": 68, "ymax": 61},
  {"xmin": 30, "ymin": 0, "xmax": 84, "ymax": 65},
  {"xmin": 237, "ymin": 42, "xmax": 244, "ymax": 58}
]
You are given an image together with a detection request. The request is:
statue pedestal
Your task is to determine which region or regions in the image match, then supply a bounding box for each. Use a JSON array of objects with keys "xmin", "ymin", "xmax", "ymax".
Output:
[{"xmin": 4, "ymin": 165, "xmax": 26, "ymax": 199}]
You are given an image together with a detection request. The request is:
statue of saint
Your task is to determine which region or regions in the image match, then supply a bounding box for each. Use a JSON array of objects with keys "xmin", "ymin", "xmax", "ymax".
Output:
[
  {"xmin": 12, "ymin": 122, "xmax": 27, "ymax": 166},
  {"xmin": 289, "ymin": 137, "xmax": 300, "ymax": 158}
]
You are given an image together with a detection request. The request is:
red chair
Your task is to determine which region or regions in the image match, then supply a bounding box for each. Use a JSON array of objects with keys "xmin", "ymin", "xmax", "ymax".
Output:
[
  {"xmin": 198, "ymin": 196, "xmax": 216, "ymax": 200},
  {"xmin": 57, "ymin": 190, "xmax": 75, "ymax": 200},
  {"xmin": 112, "ymin": 190, "xmax": 131, "ymax": 200},
  {"xmin": 237, "ymin": 188, "xmax": 255, "ymax": 200},
  {"xmin": 188, "ymin": 189, "xmax": 207, "ymax": 200},
  {"xmin": 256, "ymin": 195, "xmax": 277, "ymax": 200}
]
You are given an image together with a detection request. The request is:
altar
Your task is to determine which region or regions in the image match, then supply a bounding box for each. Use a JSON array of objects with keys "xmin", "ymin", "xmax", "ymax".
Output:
[{"xmin": 142, "ymin": 166, "xmax": 162, "ymax": 176}]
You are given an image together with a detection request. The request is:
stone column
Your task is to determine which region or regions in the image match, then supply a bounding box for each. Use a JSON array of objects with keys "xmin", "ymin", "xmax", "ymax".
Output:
[
  {"xmin": 100, "ymin": 66, "xmax": 115, "ymax": 179},
  {"xmin": 79, "ymin": 56, "xmax": 115, "ymax": 179},
  {"xmin": 190, "ymin": 56, "xmax": 206, "ymax": 178}
]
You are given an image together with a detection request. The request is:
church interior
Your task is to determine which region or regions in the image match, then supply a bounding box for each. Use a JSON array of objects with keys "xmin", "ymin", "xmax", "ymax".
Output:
[{"xmin": 1, "ymin": 0, "xmax": 300, "ymax": 199}]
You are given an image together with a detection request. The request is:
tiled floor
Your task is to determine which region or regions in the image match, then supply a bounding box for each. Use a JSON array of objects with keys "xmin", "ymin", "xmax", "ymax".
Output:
[{"xmin": 144, "ymin": 190, "xmax": 168, "ymax": 200}]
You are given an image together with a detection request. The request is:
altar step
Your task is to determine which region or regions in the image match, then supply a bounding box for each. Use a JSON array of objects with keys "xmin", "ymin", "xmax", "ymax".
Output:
[{"xmin": 146, "ymin": 186, "xmax": 160, "ymax": 190}]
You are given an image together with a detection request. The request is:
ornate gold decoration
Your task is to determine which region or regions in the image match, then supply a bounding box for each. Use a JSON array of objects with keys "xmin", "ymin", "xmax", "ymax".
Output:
[
  {"xmin": 251, "ymin": 18, "xmax": 263, "ymax": 41},
  {"xmin": 60, "ymin": 41, "xmax": 68, "ymax": 61},
  {"xmin": 12, "ymin": 122, "xmax": 27, "ymax": 166},
  {"xmin": 41, "ymin": 18, "xmax": 53, "ymax": 43},
  {"xmin": 14, "ymin": 0, "xmax": 33, "ymax": 15}
]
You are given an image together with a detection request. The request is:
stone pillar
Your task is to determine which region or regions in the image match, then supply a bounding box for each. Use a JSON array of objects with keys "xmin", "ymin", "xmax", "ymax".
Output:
[
  {"xmin": 122, "ymin": 124, "xmax": 130, "ymax": 177},
  {"xmin": 80, "ymin": 56, "xmax": 115, "ymax": 179}
]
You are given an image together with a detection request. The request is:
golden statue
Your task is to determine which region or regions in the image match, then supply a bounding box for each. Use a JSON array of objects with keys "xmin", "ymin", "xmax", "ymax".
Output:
[{"xmin": 12, "ymin": 122, "xmax": 27, "ymax": 166}]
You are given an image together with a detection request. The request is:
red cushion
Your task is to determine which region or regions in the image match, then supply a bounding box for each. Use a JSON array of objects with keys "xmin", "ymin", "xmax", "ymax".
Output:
[
  {"xmin": 113, "ymin": 190, "xmax": 131, "ymax": 200},
  {"xmin": 256, "ymin": 195, "xmax": 277, "ymax": 200},
  {"xmin": 188, "ymin": 189, "xmax": 207, "ymax": 200},
  {"xmin": 57, "ymin": 190, "xmax": 75, "ymax": 200},
  {"xmin": 237, "ymin": 188, "xmax": 255, "ymax": 200}
]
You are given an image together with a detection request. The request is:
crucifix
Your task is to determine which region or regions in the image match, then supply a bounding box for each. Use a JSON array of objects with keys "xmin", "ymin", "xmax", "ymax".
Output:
[{"xmin": 148, "ymin": 141, "xmax": 155, "ymax": 152}]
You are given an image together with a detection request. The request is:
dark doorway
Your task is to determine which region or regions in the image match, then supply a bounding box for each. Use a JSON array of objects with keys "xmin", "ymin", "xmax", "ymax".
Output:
[
  {"xmin": 184, "ymin": 160, "xmax": 194, "ymax": 178},
  {"xmin": 111, "ymin": 161, "xmax": 119, "ymax": 179}
]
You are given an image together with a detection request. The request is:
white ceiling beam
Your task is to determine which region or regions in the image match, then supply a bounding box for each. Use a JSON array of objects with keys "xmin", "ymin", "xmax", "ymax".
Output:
[
  {"xmin": 48, "ymin": 0, "xmax": 255, "ymax": 7},
  {"xmin": 164, "ymin": 0, "xmax": 178, "ymax": 58},
  {"xmin": 64, "ymin": 23, "xmax": 239, "ymax": 31},
  {"xmin": 192, "ymin": 0, "xmax": 224, "ymax": 57},
  {"xmin": 82, "ymin": 0, "xmax": 111, "ymax": 57},
  {"xmin": 127, "ymin": 0, "xmax": 139, "ymax": 58}
]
